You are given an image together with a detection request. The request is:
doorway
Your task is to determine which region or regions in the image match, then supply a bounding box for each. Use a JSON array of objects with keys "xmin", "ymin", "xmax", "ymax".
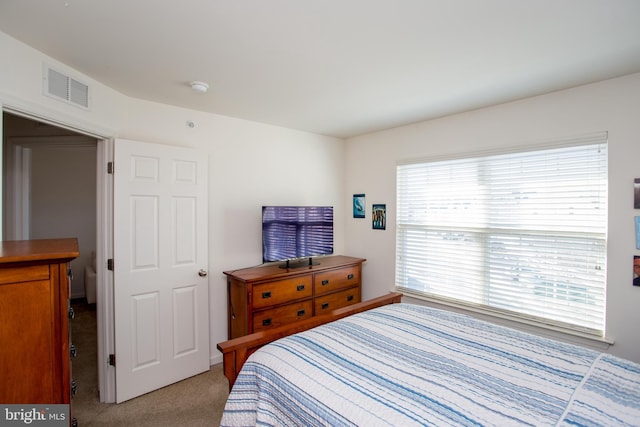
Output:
[
  {"xmin": 1, "ymin": 111, "xmax": 109, "ymax": 402},
  {"xmin": 2, "ymin": 111, "xmax": 210, "ymax": 404},
  {"xmin": 3, "ymin": 113, "xmax": 97, "ymax": 292}
]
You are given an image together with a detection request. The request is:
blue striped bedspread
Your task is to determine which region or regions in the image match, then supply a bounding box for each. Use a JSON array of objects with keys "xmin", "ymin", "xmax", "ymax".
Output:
[{"xmin": 221, "ymin": 303, "xmax": 640, "ymax": 426}]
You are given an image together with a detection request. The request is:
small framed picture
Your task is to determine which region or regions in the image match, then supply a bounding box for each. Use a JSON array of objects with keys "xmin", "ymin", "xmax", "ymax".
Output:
[
  {"xmin": 372, "ymin": 204, "xmax": 386, "ymax": 230},
  {"xmin": 353, "ymin": 194, "xmax": 365, "ymax": 218},
  {"xmin": 635, "ymin": 178, "xmax": 640, "ymax": 209}
]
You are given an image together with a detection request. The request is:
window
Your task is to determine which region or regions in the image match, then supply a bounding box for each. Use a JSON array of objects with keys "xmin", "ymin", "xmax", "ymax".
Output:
[{"xmin": 396, "ymin": 133, "xmax": 607, "ymax": 336}]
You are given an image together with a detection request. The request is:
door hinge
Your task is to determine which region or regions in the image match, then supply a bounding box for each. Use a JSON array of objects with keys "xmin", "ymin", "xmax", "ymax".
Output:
[
  {"xmin": 108, "ymin": 354, "xmax": 116, "ymax": 366},
  {"xmin": 107, "ymin": 161, "xmax": 114, "ymax": 174},
  {"xmin": 107, "ymin": 259, "xmax": 114, "ymax": 271}
]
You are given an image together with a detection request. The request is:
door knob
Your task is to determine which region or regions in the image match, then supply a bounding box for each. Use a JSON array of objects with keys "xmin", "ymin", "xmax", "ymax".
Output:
[{"xmin": 198, "ymin": 269, "xmax": 208, "ymax": 277}]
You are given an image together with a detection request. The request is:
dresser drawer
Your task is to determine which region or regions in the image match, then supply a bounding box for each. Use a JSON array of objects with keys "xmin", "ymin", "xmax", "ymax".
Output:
[
  {"xmin": 253, "ymin": 300, "xmax": 313, "ymax": 331},
  {"xmin": 315, "ymin": 286, "xmax": 361, "ymax": 314},
  {"xmin": 314, "ymin": 266, "xmax": 360, "ymax": 296},
  {"xmin": 0, "ymin": 264, "xmax": 49, "ymax": 285},
  {"xmin": 252, "ymin": 276, "xmax": 312, "ymax": 309}
]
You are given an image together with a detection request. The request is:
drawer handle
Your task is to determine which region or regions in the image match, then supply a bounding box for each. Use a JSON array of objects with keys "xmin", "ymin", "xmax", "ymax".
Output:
[
  {"xmin": 70, "ymin": 344, "xmax": 77, "ymax": 359},
  {"xmin": 261, "ymin": 291, "xmax": 272, "ymax": 299},
  {"xmin": 297, "ymin": 309, "xmax": 306, "ymax": 316},
  {"xmin": 262, "ymin": 318, "xmax": 272, "ymax": 326},
  {"xmin": 296, "ymin": 284, "xmax": 305, "ymax": 291},
  {"xmin": 347, "ymin": 295, "xmax": 354, "ymax": 302},
  {"xmin": 322, "ymin": 303, "xmax": 329, "ymax": 309},
  {"xmin": 321, "ymin": 279, "xmax": 329, "ymax": 286},
  {"xmin": 347, "ymin": 273, "xmax": 354, "ymax": 280},
  {"xmin": 71, "ymin": 379, "xmax": 77, "ymax": 396}
]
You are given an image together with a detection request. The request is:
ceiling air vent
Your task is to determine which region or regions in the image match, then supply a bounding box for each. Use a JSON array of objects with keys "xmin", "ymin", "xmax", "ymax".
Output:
[{"xmin": 43, "ymin": 65, "xmax": 90, "ymax": 109}]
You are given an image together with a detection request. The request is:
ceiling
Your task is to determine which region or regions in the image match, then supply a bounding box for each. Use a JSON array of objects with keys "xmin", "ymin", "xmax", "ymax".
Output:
[{"xmin": 1, "ymin": 0, "xmax": 639, "ymax": 138}]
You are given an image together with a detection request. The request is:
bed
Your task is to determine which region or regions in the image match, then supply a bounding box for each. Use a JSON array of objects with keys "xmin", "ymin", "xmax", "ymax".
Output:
[{"xmin": 217, "ymin": 293, "xmax": 640, "ymax": 426}]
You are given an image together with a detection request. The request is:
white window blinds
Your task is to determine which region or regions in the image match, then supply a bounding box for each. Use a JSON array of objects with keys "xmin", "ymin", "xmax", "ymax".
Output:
[{"xmin": 396, "ymin": 134, "xmax": 608, "ymax": 335}]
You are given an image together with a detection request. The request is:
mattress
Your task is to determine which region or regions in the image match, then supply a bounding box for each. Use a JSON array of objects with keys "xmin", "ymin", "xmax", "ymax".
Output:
[{"xmin": 221, "ymin": 303, "xmax": 640, "ymax": 426}]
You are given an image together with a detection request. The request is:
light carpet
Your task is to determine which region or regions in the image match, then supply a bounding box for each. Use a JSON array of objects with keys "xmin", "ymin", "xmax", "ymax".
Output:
[{"xmin": 70, "ymin": 301, "xmax": 228, "ymax": 426}]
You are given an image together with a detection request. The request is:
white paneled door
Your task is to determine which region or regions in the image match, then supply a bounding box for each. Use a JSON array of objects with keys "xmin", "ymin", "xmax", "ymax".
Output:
[{"xmin": 113, "ymin": 139, "xmax": 209, "ymax": 403}]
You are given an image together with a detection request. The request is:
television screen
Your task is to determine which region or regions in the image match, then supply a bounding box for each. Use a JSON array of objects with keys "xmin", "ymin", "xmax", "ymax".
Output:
[{"xmin": 262, "ymin": 206, "xmax": 333, "ymax": 263}]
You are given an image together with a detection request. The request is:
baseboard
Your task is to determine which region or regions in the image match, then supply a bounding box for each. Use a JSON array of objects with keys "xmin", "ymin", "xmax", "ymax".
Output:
[{"xmin": 210, "ymin": 353, "xmax": 223, "ymax": 366}]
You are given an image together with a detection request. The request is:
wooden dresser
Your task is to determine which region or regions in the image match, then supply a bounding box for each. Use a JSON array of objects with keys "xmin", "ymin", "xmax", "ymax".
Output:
[
  {"xmin": 0, "ymin": 238, "xmax": 79, "ymax": 409},
  {"xmin": 224, "ymin": 255, "xmax": 365, "ymax": 339}
]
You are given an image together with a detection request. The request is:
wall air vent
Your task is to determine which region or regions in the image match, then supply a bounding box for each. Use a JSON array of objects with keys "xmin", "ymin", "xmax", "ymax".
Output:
[{"xmin": 43, "ymin": 64, "xmax": 90, "ymax": 109}]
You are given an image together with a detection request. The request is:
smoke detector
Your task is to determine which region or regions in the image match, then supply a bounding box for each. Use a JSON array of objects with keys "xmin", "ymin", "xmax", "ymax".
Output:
[{"xmin": 190, "ymin": 81, "xmax": 209, "ymax": 94}]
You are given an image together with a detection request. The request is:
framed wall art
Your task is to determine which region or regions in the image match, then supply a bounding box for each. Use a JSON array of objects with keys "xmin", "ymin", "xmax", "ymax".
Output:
[
  {"xmin": 353, "ymin": 194, "xmax": 365, "ymax": 218},
  {"xmin": 372, "ymin": 204, "xmax": 386, "ymax": 230}
]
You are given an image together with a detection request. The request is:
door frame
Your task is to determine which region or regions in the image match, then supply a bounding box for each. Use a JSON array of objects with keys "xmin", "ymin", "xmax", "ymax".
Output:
[
  {"xmin": 1, "ymin": 105, "xmax": 117, "ymax": 402},
  {"xmin": 96, "ymin": 138, "xmax": 116, "ymax": 402}
]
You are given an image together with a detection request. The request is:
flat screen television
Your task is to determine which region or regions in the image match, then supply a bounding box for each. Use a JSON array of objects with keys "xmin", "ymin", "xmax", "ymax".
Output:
[{"xmin": 262, "ymin": 206, "xmax": 333, "ymax": 268}]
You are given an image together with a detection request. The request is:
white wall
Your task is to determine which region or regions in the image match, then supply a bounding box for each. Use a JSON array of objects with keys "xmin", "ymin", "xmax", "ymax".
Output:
[
  {"xmin": 121, "ymin": 100, "xmax": 346, "ymax": 359},
  {"xmin": 0, "ymin": 31, "xmax": 345, "ymax": 363},
  {"xmin": 30, "ymin": 144, "xmax": 97, "ymax": 298},
  {"xmin": 345, "ymin": 72, "xmax": 640, "ymax": 363}
]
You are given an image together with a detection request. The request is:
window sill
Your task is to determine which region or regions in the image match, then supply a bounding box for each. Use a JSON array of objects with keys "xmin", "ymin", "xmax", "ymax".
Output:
[{"xmin": 397, "ymin": 288, "xmax": 614, "ymax": 351}]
